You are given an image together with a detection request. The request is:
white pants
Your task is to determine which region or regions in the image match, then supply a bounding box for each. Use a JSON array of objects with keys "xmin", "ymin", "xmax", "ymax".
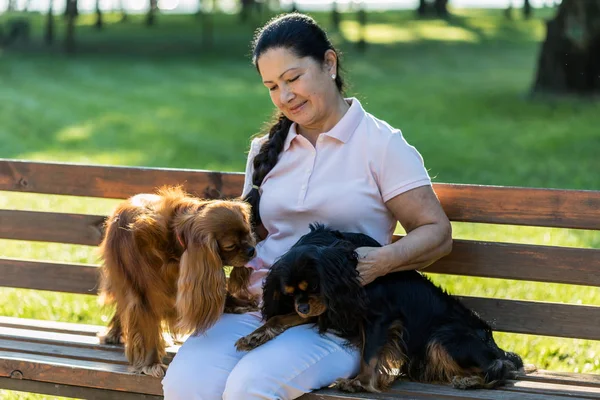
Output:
[{"xmin": 162, "ymin": 313, "xmax": 360, "ymax": 400}]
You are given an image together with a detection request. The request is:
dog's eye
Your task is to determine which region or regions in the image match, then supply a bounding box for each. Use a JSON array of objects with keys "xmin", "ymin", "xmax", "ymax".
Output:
[
  {"xmin": 222, "ymin": 244, "xmax": 237, "ymax": 252},
  {"xmin": 311, "ymin": 283, "xmax": 318, "ymax": 291}
]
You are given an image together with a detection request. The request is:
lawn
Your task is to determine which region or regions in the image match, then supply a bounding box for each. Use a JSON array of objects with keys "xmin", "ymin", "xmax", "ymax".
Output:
[{"xmin": 1, "ymin": 5, "xmax": 599, "ymax": 399}]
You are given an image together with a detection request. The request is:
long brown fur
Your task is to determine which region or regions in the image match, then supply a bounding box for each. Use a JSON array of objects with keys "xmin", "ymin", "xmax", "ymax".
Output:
[{"xmin": 98, "ymin": 186, "xmax": 257, "ymax": 378}]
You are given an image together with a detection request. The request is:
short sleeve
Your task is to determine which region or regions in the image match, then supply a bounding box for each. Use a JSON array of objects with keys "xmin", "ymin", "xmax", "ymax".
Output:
[
  {"xmin": 241, "ymin": 136, "xmax": 267, "ymax": 198},
  {"xmin": 378, "ymin": 131, "xmax": 431, "ymax": 203}
]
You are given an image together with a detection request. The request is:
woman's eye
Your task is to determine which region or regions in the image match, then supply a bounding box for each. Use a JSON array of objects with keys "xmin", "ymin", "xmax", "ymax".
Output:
[
  {"xmin": 288, "ymin": 75, "xmax": 299, "ymax": 83},
  {"xmin": 268, "ymin": 86, "xmax": 277, "ymax": 92}
]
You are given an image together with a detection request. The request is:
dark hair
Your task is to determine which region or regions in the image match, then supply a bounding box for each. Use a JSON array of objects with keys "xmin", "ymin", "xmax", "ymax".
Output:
[{"xmin": 244, "ymin": 13, "xmax": 345, "ymax": 227}]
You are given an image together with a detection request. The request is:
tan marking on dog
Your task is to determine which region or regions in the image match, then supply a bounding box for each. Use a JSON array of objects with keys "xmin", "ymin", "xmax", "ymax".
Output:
[
  {"xmin": 284, "ymin": 285, "xmax": 295, "ymax": 294},
  {"xmin": 298, "ymin": 280, "xmax": 308, "ymax": 291},
  {"xmin": 424, "ymin": 341, "xmax": 465, "ymax": 383}
]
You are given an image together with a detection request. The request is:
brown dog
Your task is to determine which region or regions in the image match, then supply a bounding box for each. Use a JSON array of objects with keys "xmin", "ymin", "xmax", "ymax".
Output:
[{"xmin": 98, "ymin": 186, "xmax": 257, "ymax": 377}]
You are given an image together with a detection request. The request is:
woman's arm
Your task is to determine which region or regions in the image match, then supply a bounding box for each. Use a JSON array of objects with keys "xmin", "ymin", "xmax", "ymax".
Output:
[{"xmin": 356, "ymin": 185, "xmax": 452, "ymax": 285}]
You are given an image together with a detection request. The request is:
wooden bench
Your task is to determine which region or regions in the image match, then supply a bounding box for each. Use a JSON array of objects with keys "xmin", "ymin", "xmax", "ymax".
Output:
[{"xmin": 1, "ymin": 158, "xmax": 599, "ymax": 400}]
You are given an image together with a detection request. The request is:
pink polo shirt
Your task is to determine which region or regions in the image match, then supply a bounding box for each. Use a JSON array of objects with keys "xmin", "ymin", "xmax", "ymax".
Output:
[{"xmin": 242, "ymin": 98, "xmax": 431, "ymax": 298}]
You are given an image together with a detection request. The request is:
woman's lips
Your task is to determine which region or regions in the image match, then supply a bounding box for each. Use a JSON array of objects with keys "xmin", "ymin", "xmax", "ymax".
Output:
[{"xmin": 289, "ymin": 101, "xmax": 307, "ymax": 114}]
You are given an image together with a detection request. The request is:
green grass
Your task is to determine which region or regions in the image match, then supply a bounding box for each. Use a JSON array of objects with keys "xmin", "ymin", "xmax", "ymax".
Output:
[{"xmin": 1, "ymin": 6, "xmax": 599, "ymax": 399}]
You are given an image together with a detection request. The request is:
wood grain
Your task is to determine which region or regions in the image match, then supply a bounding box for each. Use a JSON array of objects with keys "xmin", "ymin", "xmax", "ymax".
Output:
[{"xmin": 2, "ymin": 159, "xmax": 599, "ymax": 229}]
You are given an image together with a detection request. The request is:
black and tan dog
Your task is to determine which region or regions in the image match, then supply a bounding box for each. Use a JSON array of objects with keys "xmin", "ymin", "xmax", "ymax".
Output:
[{"xmin": 236, "ymin": 224, "xmax": 526, "ymax": 393}]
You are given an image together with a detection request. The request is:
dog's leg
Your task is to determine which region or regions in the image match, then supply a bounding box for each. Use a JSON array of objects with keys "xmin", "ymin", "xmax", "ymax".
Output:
[
  {"xmin": 426, "ymin": 329, "xmax": 521, "ymax": 389},
  {"xmin": 224, "ymin": 293, "xmax": 259, "ymax": 314},
  {"xmin": 235, "ymin": 313, "xmax": 312, "ymax": 351},
  {"xmin": 98, "ymin": 312, "xmax": 124, "ymax": 345},
  {"xmin": 123, "ymin": 300, "xmax": 167, "ymax": 378},
  {"xmin": 335, "ymin": 318, "xmax": 405, "ymax": 393}
]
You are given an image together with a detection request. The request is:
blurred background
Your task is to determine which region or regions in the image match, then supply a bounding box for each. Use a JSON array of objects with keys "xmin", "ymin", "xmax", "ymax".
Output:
[{"xmin": 1, "ymin": 0, "xmax": 599, "ymax": 398}]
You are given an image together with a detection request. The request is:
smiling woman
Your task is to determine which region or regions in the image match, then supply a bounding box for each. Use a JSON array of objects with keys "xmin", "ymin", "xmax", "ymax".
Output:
[{"xmin": 161, "ymin": 11, "xmax": 452, "ymax": 400}]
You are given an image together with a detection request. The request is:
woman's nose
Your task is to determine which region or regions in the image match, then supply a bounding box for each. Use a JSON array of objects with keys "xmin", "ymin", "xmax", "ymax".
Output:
[{"xmin": 280, "ymin": 86, "xmax": 294, "ymax": 104}]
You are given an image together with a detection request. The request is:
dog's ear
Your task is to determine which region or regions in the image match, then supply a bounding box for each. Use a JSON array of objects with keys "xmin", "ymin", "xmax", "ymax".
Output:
[
  {"xmin": 317, "ymin": 243, "xmax": 367, "ymax": 334},
  {"xmin": 261, "ymin": 264, "xmax": 294, "ymax": 320},
  {"xmin": 175, "ymin": 232, "xmax": 227, "ymax": 335}
]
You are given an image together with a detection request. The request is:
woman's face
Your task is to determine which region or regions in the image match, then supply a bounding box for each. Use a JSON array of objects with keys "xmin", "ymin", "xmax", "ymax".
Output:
[{"xmin": 257, "ymin": 47, "xmax": 338, "ymax": 129}]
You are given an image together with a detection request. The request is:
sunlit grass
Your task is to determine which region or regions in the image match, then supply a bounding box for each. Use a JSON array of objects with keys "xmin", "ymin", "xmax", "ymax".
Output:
[{"xmin": 0, "ymin": 8, "xmax": 599, "ymax": 399}]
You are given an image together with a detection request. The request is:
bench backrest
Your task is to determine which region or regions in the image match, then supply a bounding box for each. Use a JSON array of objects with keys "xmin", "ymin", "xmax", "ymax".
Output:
[{"xmin": 1, "ymin": 159, "xmax": 599, "ymax": 341}]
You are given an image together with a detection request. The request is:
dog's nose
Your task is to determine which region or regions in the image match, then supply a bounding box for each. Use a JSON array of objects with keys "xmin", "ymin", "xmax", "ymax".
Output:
[
  {"xmin": 246, "ymin": 246, "xmax": 256, "ymax": 258},
  {"xmin": 297, "ymin": 303, "xmax": 310, "ymax": 315}
]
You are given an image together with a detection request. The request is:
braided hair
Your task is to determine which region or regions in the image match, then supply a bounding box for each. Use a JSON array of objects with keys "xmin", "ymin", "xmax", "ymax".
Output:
[{"xmin": 244, "ymin": 13, "xmax": 346, "ymax": 227}]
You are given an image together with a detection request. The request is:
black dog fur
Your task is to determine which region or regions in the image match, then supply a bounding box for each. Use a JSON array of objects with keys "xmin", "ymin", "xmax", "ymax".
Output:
[{"xmin": 235, "ymin": 224, "xmax": 524, "ymax": 393}]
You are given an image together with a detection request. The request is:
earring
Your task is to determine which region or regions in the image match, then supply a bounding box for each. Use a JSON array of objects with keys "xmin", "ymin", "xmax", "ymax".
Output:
[{"xmin": 331, "ymin": 74, "xmax": 336, "ymax": 80}]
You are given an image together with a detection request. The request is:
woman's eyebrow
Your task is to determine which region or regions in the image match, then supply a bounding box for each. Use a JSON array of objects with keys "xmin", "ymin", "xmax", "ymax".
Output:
[{"xmin": 263, "ymin": 67, "xmax": 301, "ymax": 84}]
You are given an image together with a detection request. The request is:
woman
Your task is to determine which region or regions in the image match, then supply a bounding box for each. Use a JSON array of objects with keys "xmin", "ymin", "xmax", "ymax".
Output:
[{"xmin": 162, "ymin": 12, "xmax": 452, "ymax": 399}]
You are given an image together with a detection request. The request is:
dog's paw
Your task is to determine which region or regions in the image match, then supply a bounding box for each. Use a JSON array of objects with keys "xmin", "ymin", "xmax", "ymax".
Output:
[
  {"xmin": 97, "ymin": 330, "xmax": 124, "ymax": 345},
  {"xmin": 235, "ymin": 329, "xmax": 273, "ymax": 352},
  {"xmin": 522, "ymin": 363, "xmax": 538, "ymax": 374},
  {"xmin": 333, "ymin": 377, "xmax": 379, "ymax": 393},
  {"xmin": 451, "ymin": 375, "xmax": 484, "ymax": 390},
  {"xmin": 135, "ymin": 363, "xmax": 168, "ymax": 378}
]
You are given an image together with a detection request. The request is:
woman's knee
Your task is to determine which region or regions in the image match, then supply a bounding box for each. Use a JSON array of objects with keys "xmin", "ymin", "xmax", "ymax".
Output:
[
  {"xmin": 162, "ymin": 313, "xmax": 262, "ymax": 399},
  {"xmin": 163, "ymin": 358, "xmax": 224, "ymax": 400},
  {"xmin": 223, "ymin": 361, "xmax": 278, "ymax": 400}
]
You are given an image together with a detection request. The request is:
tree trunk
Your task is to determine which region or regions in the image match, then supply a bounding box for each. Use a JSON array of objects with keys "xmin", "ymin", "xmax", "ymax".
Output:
[
  {"xmin": 146, "ymin": 0, "xmax": 158, "ymax": 26},
  {"xmin": 331, "ymin": 0, "xmax": 340, "ymax": 31},
  {"xmin": 44, "ymin": 0, "xmax": 54, "ymax": 45},
  {"xmin": 532, "ymin": 0, "xmax": 600, "ymax": 96},
  {"xmin": 199, "ymin": 0, "xmax": 214, "ymax": 48},
  {"xmin": 65, "ymin": 0, "xmax": 77, "ymax": 53},
  {"xmin": 95, "ymin": 0, "xmax": 103, "ymax": 30},
  {"xmin": 356, "ymin": 1, "xmax": 367, "ymax": 52},
  {"xmin": 523, "ymin": 0, "xmax": 532, "ymax": 19},
  {"xmin": 417, "ymin": 0, "xmax": 449, "ymax": 18}
]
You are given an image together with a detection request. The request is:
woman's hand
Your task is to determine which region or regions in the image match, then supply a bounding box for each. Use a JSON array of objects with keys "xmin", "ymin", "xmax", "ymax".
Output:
[{"xmin": 355, "ymin": 246, "xmax": 390, "ymax": 286}]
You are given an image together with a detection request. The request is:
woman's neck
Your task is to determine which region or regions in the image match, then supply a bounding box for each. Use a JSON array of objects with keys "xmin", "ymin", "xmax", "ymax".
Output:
[{"xmin": 297, "ymin": 96, "xmax": 350, "ymax": 146}]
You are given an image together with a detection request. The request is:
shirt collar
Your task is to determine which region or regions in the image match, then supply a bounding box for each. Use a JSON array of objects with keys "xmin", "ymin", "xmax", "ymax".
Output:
[{"xmin": 283, "ymin": 97, "xmax": 364, "ymax": 151}]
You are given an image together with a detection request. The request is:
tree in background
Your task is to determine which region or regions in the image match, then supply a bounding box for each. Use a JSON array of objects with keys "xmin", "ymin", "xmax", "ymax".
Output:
[
  {"xmin": 532, "ymin": 0, "xmax": 600, "ymax": 96},
  {"xmin": 417, "ymin": 0, "xmax": 449, "ymax": 18},
  {"xmin": 523, "ymin": 0, "xmax": 532, "ymax": 19},
  {"xmin": 146, "ymin": 0, "xmax": 158, "ymax": 25},
  {"xmin": 45, "ymin": 0, "xmax": 54, "ymax": 44},
  {"xmin": 95, "ymin": 0, "xmax": 103, "ymax": 29}
]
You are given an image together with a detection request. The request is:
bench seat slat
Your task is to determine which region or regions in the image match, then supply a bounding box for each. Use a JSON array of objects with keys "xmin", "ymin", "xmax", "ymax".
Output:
[
  {"xmin": 305, "ymin": 381, "xmax": 579, "ymax": 400},
  {"xmin": 515, "ymin": 370, "xmax": 600, "ymax": 388},
  {"xmin": 0, "ymin": 377, "xmax": 164, "ymax": 400},
  {"xmin": 0, "ymin": 338, "xmax": 129, "ymax": 365},
  {"xmin": 0, "ymin": 326, "xmax": 179, "ymax": 356},
  {"xmin": 420, "ymin": 240, "xmax": 600, "ymax": 287},
  {"xmin": 2, "ymin": 321, "xmax": 598, "ymax": 399},
  {"xmin": 2, "ymin": 241, "xmax": 599, "ymax": 295},
  {"xmin": 434, "ymin": 184, "xmax": 600, "ymax": 230},
  {"xmin": 502, "ymin": 380, "xmax": 600, "ymax": 399},
  {"xmin": 0, "ymin": 351, "xmax": 163, "ymax": 395},
  {"xmin": 0, "ymin": 351, "xmax": 582, "ymax": 400},
  {"xmin": 459, "ymin": 297, "xmax": 600, "ymax": 341},
  {"xmin": 2, "ymin": 159, "xmax": 599, "ymax": 230},
  {"xmin": 0, "ymin": 210, "xmax": 105, "ymax": 246},
  {"xmin": 0, "ymin": 258, "xmax": 99, "ymax": 294},
  {"xmin": 0, "ymin": 159, "xmax": 243, "ymax": 200},
  {"xmin": 0, "ymin": 316, "xmax": 102, "ymax": 337}
]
